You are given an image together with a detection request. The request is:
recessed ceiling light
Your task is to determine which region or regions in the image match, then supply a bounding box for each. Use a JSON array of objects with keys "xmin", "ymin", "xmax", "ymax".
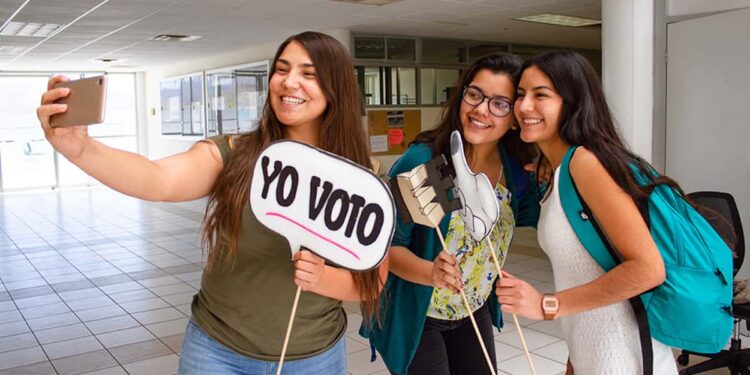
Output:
[
  {"xmin": 0, "ymin": 22, "xmax": 61, "ymax": 37},
  {"xmin": 0, "ymin": 46, "xmax": 27, "ymax": 55},
  {"xmin": 330, "ymin": 0, "xmax": 402, "ymax": 6},
  {"xmin": 513, "ymin": 13, "xmax": 601, "ymax": 27},
  {"xmin": 94, "ymin": 57, "xmax": 121, "ymax": 63},
  {"xmin": 149, "ymin": 34, "xmax": 202, "ymax": 42}
]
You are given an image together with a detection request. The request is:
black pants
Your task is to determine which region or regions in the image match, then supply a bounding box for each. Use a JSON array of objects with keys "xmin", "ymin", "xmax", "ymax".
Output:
[{"xmin": 403, "ymin": 304, "xmax": 497, "ymax": 375}]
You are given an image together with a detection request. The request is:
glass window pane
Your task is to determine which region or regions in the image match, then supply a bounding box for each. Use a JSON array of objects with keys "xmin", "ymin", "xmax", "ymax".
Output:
[
  {"xmin": 190, "ymin": 75, "xmax": 204, "ymax": 136},
  {"xmin": 89, "ymin": 73, "xmax": 136, "ymax": 137},
  {"xmin": 391, "ymin": 67, "xmax": 416, "ymax": 105},
  {"xmin": 468, "ymin": 43, "xmax": 508, "ymax": 60},
  {"xmin": 420, "ymin": 68, "xmax": 436, "ymax": 105},
  {"xmin": 160, "ymin": 79, "xmax": 181, "ymax": 135},
  {"xmin": 420, "ymin": 68, "xmax": 459, "ymax": 105},
  {"xmin": 387, "ymin": 38, "xmax": 416, "ymax": 61},
  {"xmin": 354, "ymin": 36, "xmax": 385, "ymax": 59},
  {"xmin": 435, "ymin": 69, "xmax": 459, "ymax": 104},
  {"xmin": 236, "ymin": 68, "xmax": 268, "ymax": 133},
  {"xmin": 423, "ymin": 38, "xmax": 466, "ymax": 64},
  {"xmin": 0, "ymin": 76, "xmax": 57, "ymax": 190},
  {"xmin": 356, "ymin": 66, "xmax": 382, "ymax": 106}
]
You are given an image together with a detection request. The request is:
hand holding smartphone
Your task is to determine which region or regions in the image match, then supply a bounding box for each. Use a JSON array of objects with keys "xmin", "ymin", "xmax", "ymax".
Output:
[{"xmin": 50, "ymin": 74, "xmax": 108, "ymax": 128}]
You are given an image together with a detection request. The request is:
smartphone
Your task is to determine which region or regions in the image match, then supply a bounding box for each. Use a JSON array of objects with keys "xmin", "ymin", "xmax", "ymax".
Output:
[{"xmin": 50, "ymin": 74, "xmax": 108, "ymax": 128}]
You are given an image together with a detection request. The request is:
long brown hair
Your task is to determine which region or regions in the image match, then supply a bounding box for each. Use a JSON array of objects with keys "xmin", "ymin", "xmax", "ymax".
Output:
[
  {"xmin": 414, "ymin": 53, "xmax": 537, "ymax": 166},
  {"xmin": 519, "ymin": 51, "xmax": 684, "ymax": 207},
  {"xmin": 201, "ymin": 31, "xmax": 383, "ymax": 322}
]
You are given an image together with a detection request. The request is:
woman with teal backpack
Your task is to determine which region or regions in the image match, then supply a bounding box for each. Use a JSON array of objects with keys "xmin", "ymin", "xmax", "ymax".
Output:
[
  {"xmin": 360, "ymin": 53, "xmax": 541, "ymax": 375},
  {"xmin": 495, "ymin": 51, "xmax": 681, "ymax": 374}
]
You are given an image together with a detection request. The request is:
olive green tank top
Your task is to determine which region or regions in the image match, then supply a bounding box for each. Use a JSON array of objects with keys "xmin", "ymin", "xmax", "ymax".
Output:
[{"xmin": 191, "ymin": 135, "xmax": 346, "ymax": 361}]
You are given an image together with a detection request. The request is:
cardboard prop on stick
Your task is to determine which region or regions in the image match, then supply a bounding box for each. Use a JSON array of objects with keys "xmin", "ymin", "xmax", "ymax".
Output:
[
  {"xmin": 250, "ymin": 140, "xmax": 395, "ymax": 272},
  {"xmin": 249, "ymin": 140, "xmax": 395, "ymax": 375},
  {"xmin": 390, "ymin": 154, "xmax": 461, "ymax": 227},
  {"xmin": 390, "ymin": 149, "xmax": 497, "ymax": 375},
  {"xmin": 449, "ymin": 130, "xmax": 538, "ymax": 375},
  {"xmin": 391, "ymin": 131, "xmax": 537, "ymax": 375}
]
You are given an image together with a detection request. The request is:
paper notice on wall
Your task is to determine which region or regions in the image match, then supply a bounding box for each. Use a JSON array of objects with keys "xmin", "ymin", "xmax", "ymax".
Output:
[
  {"xmin": 370, "ymin": 135, "xmax": 388, "ymax": 153},
  {"xmin": 388, "ymin": 129, "xmax": 404, "ymax": 145}
]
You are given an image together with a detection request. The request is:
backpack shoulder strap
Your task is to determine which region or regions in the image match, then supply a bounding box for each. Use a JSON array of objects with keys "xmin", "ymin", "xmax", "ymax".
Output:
[
  {"xmin": 558, "ymin": 145, "xmax": 654, "ymax": 375},
  {"xmin": 557, "ymin": 146, "xmax": 617, "ymax": 270}
]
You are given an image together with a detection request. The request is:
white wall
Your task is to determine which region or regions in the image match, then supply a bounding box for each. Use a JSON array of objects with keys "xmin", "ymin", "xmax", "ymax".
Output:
[
  {"xmin": 667, "ymin": 0, "xmax": 750, "ymax": 18},
  {"xmin": 666, "ymin": 7, "xmax": 750, "ymax": 276}
]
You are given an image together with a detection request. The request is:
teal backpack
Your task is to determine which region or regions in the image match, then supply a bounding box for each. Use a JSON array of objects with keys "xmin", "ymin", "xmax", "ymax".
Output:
[{"xmin": 558, "ymin": 146, "xmax": 733, "ymax": 374}]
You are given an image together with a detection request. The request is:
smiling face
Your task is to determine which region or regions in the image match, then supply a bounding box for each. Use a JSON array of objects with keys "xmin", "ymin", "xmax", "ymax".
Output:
[
  {"xmin": 268, "ymin": 41, "xmax": 327, "ymax": 134},
  {"xmin": 459, "ymin": 69, "xmax": 516, "ymax": 148},
  {"xmin": 514, "ymin": 65, "xmax": 564, "ymax": 147}
]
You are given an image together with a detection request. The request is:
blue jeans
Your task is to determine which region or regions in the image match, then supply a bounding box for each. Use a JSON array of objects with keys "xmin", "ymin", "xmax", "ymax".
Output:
[{"xmin": 178, "ymin": 319, "xmax": 347, "ymax": 375}]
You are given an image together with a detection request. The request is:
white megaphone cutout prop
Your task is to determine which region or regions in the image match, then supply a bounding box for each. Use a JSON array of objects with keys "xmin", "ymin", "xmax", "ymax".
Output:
[{"xmin": 449, "ymin": 130, "xmax": 500, "ymax": 241}]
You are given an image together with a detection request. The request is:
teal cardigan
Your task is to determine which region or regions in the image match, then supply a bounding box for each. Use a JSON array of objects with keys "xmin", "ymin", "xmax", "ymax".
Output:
[{"xmin": 359, "ymin": 143, "xmax": 541, "ymax": 375}]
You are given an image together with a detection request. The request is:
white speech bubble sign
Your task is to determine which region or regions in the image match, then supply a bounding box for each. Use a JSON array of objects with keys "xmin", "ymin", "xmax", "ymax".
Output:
[{"xmin": 249, "ymin": 140, "xmax": 395, "ymax": 272}]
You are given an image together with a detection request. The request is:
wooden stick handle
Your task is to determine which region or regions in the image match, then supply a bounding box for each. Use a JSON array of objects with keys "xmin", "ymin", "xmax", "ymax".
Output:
[
  {"xmin": 486, "ymin": 237, "xmax": 537, "ymax": 375},
  {"xmin": 276, "ymin": 285, "xmax": 302, "ymax": 375},
  {"xmin": 436, "ymin": 227, "xmax": 496, "ymax": 375}
]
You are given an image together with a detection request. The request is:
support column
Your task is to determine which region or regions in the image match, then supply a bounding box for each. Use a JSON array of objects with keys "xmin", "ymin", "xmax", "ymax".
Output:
[{"xmin": 602, "ymin": 0, "xmax": 657, "ymax": 164}]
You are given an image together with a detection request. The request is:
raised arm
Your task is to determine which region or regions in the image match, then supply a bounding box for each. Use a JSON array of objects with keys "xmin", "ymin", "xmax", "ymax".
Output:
[{"xmin": 37, "ymin": 76, "xmax": 223, "ymax": 202}]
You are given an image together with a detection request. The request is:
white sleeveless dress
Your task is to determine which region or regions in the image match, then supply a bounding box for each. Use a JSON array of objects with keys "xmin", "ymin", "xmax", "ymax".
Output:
[{"xmin": 537, "ymin": 168, "xmax": 678, "ymax": 375}]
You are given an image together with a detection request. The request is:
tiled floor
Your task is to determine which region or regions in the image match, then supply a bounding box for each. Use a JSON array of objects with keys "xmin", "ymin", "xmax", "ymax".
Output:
[{"xmin": 0, "ymin": 187, "xmax": 735, "ymax": 374}]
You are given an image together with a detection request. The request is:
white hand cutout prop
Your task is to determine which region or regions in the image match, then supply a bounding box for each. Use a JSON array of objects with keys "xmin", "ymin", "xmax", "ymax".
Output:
[
  {"xmin": 449, "ymin": 130, "xmax": 500, "ymax": 241},
  {"xmin": 449, "ymin": 130, "xmax": 538, "ymax": 375}
]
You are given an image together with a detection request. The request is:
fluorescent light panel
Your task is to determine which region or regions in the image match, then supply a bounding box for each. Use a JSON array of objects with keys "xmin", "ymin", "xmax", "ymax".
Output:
[
  {"xmin": 0, "ymin": 22, "xmax": 61, "ymax": 37},
  {"xmin": 514, "ymin": 13, "xmax": 601, "ymax": 27}
]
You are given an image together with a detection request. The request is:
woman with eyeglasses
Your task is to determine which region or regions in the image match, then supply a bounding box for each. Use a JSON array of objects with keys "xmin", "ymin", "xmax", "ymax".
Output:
[{"xmin": 360, "ymin": 53, "xmax": 542, "ymax": 375}]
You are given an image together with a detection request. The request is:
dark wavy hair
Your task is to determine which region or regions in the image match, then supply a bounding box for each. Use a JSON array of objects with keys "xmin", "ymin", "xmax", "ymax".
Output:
[
  {"xmin": 201, "ymin": 31, "xmax": 382, "ymax": 322},
  {"xmin": 518, "ymin": 50, "xmax": 684, "ymax": 206},
  {"xmin": 413, "ymin": 53, "xmax": 536, "ymax": 166}
]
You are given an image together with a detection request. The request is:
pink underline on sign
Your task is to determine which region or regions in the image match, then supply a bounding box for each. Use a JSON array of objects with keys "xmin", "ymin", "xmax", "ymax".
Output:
[{"xmin": 265, "ymin": 212, "xmax": 360, "ymax": 261}]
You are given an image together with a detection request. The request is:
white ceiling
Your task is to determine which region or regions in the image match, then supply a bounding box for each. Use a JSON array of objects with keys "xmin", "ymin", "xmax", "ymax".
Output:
[{"xmin": 0, "ymin": 0, "xmax": 601, "ymax": 71}]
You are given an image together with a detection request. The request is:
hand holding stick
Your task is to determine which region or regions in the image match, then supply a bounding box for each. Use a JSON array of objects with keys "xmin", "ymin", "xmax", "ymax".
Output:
[
  {"xmin": 435, "ymin": 227, "xmax": 497, "ymax": 375},
  {"xmin": 486, "ymin": 236, "xmax": 537, "ymax": 375}
]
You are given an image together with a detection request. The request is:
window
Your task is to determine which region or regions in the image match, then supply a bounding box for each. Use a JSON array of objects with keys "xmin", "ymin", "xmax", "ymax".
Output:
[
  {"xmin": 353, "ymin": 33, "xmax": 601, "ymax": 107},
  {"xmin": 356, "ymin": 66, "xmax": 382, "ymax": 105},
  {"xmin": 468, "ymin": 42, "xmax": 508, "ymax": 60},
  {"xmin": 390, "ymin": 67, "xmax": 416, "ymax": 105},
  {"xmin": 206, "ymin": 61, "xmax": 268, "ymax": 136},
  {"xmin": 422, "ymin": 38, "xmax": 466, "ymax": 64},
  {"xmin": 354, "ymin": 36, "xmax": 385, "ymax": 59},
  {"xmin": 387, "ymin": 38, "xmax": 416, "ymax": 61},
  {"xmin": 159, "ymin": 73, "xmax": 204, "ymax": 137},
  {"xmin": 420, "ymin": 68, "xmax": 460, "ymax": 105}
]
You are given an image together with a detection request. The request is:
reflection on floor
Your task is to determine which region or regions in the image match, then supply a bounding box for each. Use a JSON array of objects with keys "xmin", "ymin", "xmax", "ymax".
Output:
[{"xmin": 0, "ymin": 187, "xmax": 731, "ymax": 374}]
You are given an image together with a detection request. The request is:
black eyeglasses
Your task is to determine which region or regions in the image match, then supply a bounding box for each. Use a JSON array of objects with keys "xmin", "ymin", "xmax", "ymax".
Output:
[{"xmin": 462, "ymin": 86, "xmax": 513, "ymax": 118}]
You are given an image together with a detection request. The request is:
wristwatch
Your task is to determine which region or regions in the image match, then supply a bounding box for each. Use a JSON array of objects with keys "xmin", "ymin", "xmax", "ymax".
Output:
[{"xmin": 541, "ymin": 294, "xmax": 559, "ymax": 320}]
